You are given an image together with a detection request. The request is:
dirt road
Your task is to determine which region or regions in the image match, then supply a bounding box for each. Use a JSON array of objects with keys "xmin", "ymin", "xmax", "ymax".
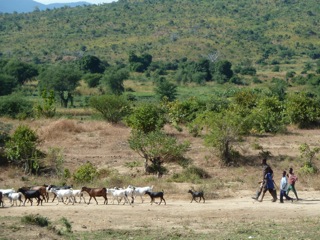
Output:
[{"xmin": 1, "ymin": 190, "xmax": 320, "ymax": 234}]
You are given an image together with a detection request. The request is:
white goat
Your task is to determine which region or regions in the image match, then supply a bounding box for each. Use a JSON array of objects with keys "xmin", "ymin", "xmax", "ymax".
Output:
[
  {"xmin": 71, "ymin": 189, "xmax": 86, "ymax": 204},
  {"xmin": 6, "ymin": 192, "xmax": 23, "ymax": 206},
  {"xmin": 0, "ymin": 188, "xmax": 15, "ymax": 195},
  {"xmin": 50, "ymin": 188, "xmax": 74, "ymax": 205},
  {"xmin": 107, "ymin": 187, "xmax": 134, "ymax": 205},
  {"xmin": 130, "ymin": 185, "xmax": 154, "ymax": 203}
]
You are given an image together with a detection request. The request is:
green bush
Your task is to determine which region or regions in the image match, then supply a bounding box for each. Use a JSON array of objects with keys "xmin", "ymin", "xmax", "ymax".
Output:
[
  {"xmin": 5, "ymin": 125, "xmax": 42, "ymax": 174},
  {"xmin": 73, "ymin": 161, "xmax": 98, "ymax": 183},
  {"xmin": 21, "ymin": 214, "xmax": 49, "ymax": 227},
  {"xmin": 170, "ymin": 166, "xmax": 210, "ymax": 183},
  {"xmin": 0, "ymin": 95, "xmax": 34, "ymax": 119},
  {"xmin": 125, "ymin": 104, "xmax": 166, "ymax": 133},
  {"xmin": 89, "ymin": 94, "xmax": 131, "ymax": 123}
]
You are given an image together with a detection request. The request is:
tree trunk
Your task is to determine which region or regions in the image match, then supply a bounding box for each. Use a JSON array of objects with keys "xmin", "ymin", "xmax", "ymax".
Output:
[{"xmin": 59, "ymin": 92, "xmax": 68, "ymax": 108}]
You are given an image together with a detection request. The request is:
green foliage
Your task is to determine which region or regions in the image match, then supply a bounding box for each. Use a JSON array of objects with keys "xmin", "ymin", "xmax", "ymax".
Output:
[
  {"xmin": 129, "ymin": 52, "xmax": 152, "ymax": 73},
  {"xmin": 212, "ymin": 60, "xmax": 234, "ymax": 84},
  {"xmin": 83, "ymin": 73, "xmax": 103, "ymax": 88},
  {"xmin": 194, "ymin": 110, "xmax": 243, "ymax": 165},
  {"xmin": 21, "ymin": 214, "xmax": 49, "ymax": 227},
  {"xmin": 170, "ymin": 166, "xmax": 210, "ymax": 183},
  {"xmin": 269, "ymin": 78, "xmax": 287, "ymax": 101},
  {"xmin": 3, "ymin": 59, "xmax": 38, "ymax": 84},
  {"xmin": 0, "ymin": 95, "xmax": 34, "ymax": 119},
  {"xmin": 128, "ymin": 130, "xmax": 190, "ymax": 177},
  {"xmin": 35, "ymin": 89, "xmax": 56, "ymax": 118},
  {"xmin": 5, "ymin": 125, "xmax": 41, "ymax": 174},
  {"xmin": 0, "ymin": 74, "xmax": 18, "ymax": 96},
  {"xmin": 60, "ymin": 217, "xmax": 72, "ymax": 233},
  {"xmin": 89, "ymin": 94, "xmax": 131, "ymax": 123},
  {"xmin": 154, "ymin": 78, "xmax": 178, "ymax": 101},
  {"xmin": 299, "ymin": 143, "xmax": 320, "ymax": 174},
  {"xmin": 249, "ymin": 96, "xmax": 287, "ymax": 133},
  {"xmin": 164, "ymin": 97, "xmax": 207, "ymax": 127},
  {"xmin": 101, "ymin": 68, "xmax": 129, "ymax": 95},
  {"xmin": 38, "ymin": 63, "xmax": 82, "ymax": 108},
  {"xmin": 286, "ymin": 92, "xmax": 320, "ymax": 128},
  {"xmin": 78, "ymin": 55, "xmax": 106, "ymax": 73},
  {"xmin": 125, "ymin": 103, "xmax": 166, "ymax": 133},
  {"xmin": 73, "ymin": 161, "xmax": 98, "ymax": 183}
]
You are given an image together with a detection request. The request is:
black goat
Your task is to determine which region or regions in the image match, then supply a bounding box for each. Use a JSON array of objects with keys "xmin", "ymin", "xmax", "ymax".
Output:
[
  {"xmin": 145, "ymin": 190, "xmax": 166, "ymax": 205},
  {"xmin": 0, "ymin": 192, "xmax": 3, "ymax": 207},
  {"xmin": 188, "ymin": 189, "xmax": 205, "ymax": 203},
  {"xmin": 18, "ymin": 188, "xmax": 43, "ymax": 206}
]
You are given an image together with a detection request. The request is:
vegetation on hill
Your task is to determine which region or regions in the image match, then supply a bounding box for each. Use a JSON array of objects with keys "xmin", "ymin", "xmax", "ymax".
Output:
[{"xmin": 0, "ymin": 0, "xmax": 319, "ymax": 68}]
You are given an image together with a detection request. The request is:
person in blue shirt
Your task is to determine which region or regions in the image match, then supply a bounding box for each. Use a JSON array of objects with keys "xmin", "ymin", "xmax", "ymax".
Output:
[{"xmin": 259, "ymin": 171, "xmax": 277, "ymax": 202}]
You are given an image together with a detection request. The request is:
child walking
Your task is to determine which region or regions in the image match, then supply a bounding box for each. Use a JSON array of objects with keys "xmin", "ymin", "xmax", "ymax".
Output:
[
  {"xmin": 280, "ymin": 170, "xmax": 293, "ymax": 203},
  {"xmin": 287, "ymin": 167, "xmax": 299, "ymax": 201}
]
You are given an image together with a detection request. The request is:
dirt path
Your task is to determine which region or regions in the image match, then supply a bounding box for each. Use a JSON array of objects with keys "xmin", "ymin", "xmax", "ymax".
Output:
[{"xmin": 1, "ymin": 191, "xmax": 320, "ymax": 234}]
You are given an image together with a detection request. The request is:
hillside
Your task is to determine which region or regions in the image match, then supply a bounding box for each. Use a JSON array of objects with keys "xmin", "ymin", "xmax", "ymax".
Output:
[
  {"xmin": 0, "ymin": 0, "xmax": 93, "ymax": 13},
  {"xmin": 0, "ymin": 0, "xmax": 319, "ymax": 71}
]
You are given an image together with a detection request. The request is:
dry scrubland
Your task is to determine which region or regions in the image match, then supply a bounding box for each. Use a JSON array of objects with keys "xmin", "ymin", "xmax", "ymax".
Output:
[{"xmin": 1, "ymin": 118, "xmax": 320, "ymax": 239}]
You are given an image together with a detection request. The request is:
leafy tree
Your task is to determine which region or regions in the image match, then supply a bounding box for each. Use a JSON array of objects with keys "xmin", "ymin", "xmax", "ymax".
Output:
[
  {"xmin": 194, "ymin": 110, "xmax": 243, "ymax": 165},
  {"xmin": 299, "ymin": 143, "xmax": 320, "ymax": 174},
  {"xmin": 128, "ymin": 130, "xmax": 190, "ymax": 177},
  {"xmin": 211, "ymin": 60, "xmax": 234, "ymax": 84},
  {"xmin": 129, "ymin": 52, "xmax": 152, "ymax": 72},
  {"xmin": 3, "ymin": 59, "xmax": 38, "ymax": 84},
  {"xmin": 286, "ymin": 92, "xmax": 320, "ymax": 128},
  {"xmin": 0, "ymin": 74, "xmax": 18, "ymax": 96},
  {"xmin": 5, "ymin": 125, "xmax": 41, "ymax": 174},
  {"xmin": 78, "ymin": 55, "xmax": 107, "ymax": 73},
  {"xmin": 125, "ymin": 104, "xmax": 166, "ymax": 133},
  {"xmin": 38, "ymin": 64, "xmax": 82, "ymax": 108},
  {"xmin": 89, "ymin": 94, "xmax": 131, "ymax": 123},
  {"xmin": 249, "ymin": 96, "xmax": 286, "ymax": 133},
  {"xmin": 101, "ymin": 68, "xmax": 129, "ymax": 95},
  {"xmin": 164, "ymin": 97, "xmax": 207, "ymax": 127},
  {"xmin": 0, "ymin": 95, "xmax": 34, "ymax": 119},
  {"xmin": 154, "ymin": 78, "xmax": 178, "ymax": 101}
]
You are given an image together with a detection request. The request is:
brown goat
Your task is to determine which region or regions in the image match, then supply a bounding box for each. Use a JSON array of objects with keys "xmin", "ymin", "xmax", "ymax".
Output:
[
  {"xmin": 29, "ymin": 185, "xmax": 48, "ymax": 202},
  {"xmin": 81, "ymin": 187, "xmax": 108, "ymax": 205}
]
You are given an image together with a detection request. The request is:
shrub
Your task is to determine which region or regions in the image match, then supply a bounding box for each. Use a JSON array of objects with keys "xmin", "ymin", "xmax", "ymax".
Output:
[
  {"xmin": 5, "ymin": 125, "xmax": 42, "ymax": 174},
  {"xmin": 125, "ymin": 104, "xmax": 166, "ymax": 133},
  {"xmin": 89, "ymin": 94, "xmax": 131, "ymax": 123},
  {"xmin": 73, "ymin": 161, "xmax": 98, "ymax": 183},
  {"xmin": 0, "ymin": 95, "xmax": 33, "ymax": 119},
  {"xmin": 170, "ymin": 166, "xmax": 210, "ymax": 183},
  {"xmin": 21, "ymin": 214, "xmax": 49, "ymax": 227}
]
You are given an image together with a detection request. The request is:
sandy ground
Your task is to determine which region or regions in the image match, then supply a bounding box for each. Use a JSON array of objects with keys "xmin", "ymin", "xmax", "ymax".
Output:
[{"xmin": 1, "ymin": 190, "xmax": 320, "ymax": 234}]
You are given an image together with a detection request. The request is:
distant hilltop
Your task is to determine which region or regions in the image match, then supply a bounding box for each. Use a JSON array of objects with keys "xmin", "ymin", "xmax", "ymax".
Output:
[{"xmin": 0, "ymin": 0, "xmax": 95, "ymax": 13}]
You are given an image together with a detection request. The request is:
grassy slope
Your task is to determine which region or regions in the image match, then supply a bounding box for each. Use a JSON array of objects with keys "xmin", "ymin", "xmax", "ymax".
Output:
[{"xmin": 0, "ymin": 0, "xmax": 318, "ymax": 68}]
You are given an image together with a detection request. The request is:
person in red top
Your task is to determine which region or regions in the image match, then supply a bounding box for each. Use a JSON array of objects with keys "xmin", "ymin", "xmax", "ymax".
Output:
[{"xmin": 286, "ymin": 167, "xmax": 299, "ymax": 201}]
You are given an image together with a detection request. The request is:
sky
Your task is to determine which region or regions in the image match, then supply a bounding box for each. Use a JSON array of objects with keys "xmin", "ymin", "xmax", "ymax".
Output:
[{"xmin": 34, "ymin": 0, "xmax": 116, "ymax": 4}]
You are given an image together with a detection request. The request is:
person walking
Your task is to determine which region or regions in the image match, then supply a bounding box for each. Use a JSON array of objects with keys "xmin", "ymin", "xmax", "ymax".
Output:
[
  {"xmin": 287, "ymin": 167, "xmax": 299, "ymax": 201},
  {"xmin": 279, "ymin": 170, "xmax": 293, "ymax": 203},
  {"xmin": 252, "ymin": 158, "xmax": 274, "ymax": 201},
  {"xmin": 259, "ymin": 170, "xmax": 277, "ymax": 202}
]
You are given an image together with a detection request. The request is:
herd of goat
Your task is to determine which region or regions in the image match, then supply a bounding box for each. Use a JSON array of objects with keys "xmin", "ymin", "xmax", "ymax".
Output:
[{"xmin": 0, "ymin": 185, "xmax": 205, "ymax": 207}]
